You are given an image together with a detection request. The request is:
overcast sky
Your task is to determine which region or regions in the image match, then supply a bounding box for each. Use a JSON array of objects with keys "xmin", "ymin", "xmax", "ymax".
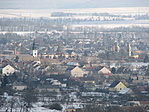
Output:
[{"xmin": 0, "ymin": 0, "xmax": 148, "ymax": 9}]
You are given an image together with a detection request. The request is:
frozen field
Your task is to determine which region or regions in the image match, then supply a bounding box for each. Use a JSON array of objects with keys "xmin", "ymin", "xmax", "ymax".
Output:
[
  {"xmin": 0, "ymin": 7, "xmax": 149, "ymax": 28},
  {"xmin": 0, "ymin": 7, "xmax": 149, "ymax": 18}
]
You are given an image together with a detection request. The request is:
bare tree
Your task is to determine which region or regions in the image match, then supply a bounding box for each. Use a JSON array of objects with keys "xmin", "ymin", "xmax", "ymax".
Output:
[{"xmin": 21, "ymin": 90, "xmax": 38, "ymax": 112}]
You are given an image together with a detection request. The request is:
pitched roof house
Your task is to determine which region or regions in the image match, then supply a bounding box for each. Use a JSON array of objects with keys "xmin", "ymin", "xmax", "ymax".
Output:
[
  {"xmin": 2, "ymin": 65, "xmax": 16, "ymax": 76},
  {"xmin": 98, "ymin": 67, "xmax": 111, "ymax": 75},
  {"xmin": 109, "ymin": 81, "xmax": 127, "ymax": 92},
  {"xmin": 12, "ymin": 82, "xmax": 27, "ymax": 91},
  {"xmin": 71, "ymin": 66, "xmax": 84, "ymax": 77}
]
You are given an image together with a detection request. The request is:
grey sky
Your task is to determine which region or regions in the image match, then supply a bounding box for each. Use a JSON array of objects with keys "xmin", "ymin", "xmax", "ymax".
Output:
[{"xmin": 0, "ymin": 0, "xmax": 148, "ymax": 9}]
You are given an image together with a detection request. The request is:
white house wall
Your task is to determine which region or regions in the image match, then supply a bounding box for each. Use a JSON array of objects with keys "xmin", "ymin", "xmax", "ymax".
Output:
[
  {"xmin": 2, "ymin": 65, "xmax": 15, "ymax": 76},
  {"xmin": 71, "ymin": 66, "xmax": 84, "ymax": 77}
]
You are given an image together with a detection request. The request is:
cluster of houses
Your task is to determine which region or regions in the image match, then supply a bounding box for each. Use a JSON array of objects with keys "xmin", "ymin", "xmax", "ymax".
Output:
[
  {"xmin": 0, "ymin": 55, "xmax": 113, "ymax": 90},
  {"xmin": 0, "ymin": 35, "xmax": 148, "ymax": 112},
  {"xmin": 0, "ymin": 52, "xmax": 149, "ymax": 95},
  {"xmin": 0, "ymin": 24, "xmax": 149, "ymax": 111}
]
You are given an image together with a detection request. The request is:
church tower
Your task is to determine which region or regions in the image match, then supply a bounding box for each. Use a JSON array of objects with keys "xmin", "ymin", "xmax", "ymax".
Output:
[
  {"xmin": 127, "ymin": 42, "xmax": 131, "ymax": 57},
  {"xmin": 32, "ymin": 39, "xmax": 38, "ymax": 57},
  {"xmin": 112, "ymin": 42, "xmax": 120, "ymax": 53}
]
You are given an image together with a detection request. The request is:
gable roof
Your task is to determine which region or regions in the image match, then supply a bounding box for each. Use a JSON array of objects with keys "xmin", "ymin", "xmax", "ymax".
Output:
[
  {"xmin": 72, "ymin": 66, "xmax": 83, "ymax": 71},
  {"xmin": 3, "ymin": 64, "xmax": 15, "ymax": 69},
  {"xmin": 98, "ymin": 67, "xmax": 111, "ymax": 74},
  {"xmin": 109, "ymin": 81, "xmax": 121, "ymax": 87}
]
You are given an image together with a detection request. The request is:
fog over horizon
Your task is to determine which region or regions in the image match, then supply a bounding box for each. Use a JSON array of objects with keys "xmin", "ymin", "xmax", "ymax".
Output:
[{"xmin": 0, "ymin": 0, "xmax": 149, "ymax": 9}]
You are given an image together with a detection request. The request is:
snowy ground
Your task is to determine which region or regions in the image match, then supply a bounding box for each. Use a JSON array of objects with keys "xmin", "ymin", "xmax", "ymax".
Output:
[
  {"xmin": 0, "ymin": 101, "xmax": 83, "ymax": 112},
  {"xmin": 0, "ymin": 102, "xmax": 63, "ymax": 112},
  {"xmin": 0, "ymin": 7, "xmax": 149, "ymax": 18}
]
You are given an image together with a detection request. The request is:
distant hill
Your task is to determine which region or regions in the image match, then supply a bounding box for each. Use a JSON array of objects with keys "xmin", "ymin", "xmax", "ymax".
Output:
[{"xmin": 0, "ymin": 0, "xmax": 149, "ymax": 9}]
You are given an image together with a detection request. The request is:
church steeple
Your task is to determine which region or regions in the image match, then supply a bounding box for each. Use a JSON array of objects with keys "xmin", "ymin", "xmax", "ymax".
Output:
[
  {"xmin": 32, "ymin": 39, "xmax": 38, "ymax": 57},
  {"xmin": 127, "ymin": 42, "xmax": 131, "ymax": 57},
  {"xmin": 32, "ymin": 39, "xmax": 36, "ymax": 50},
  {"xmin": 112, "ymin": 42, "xmax": 120, "ymax": 53}
]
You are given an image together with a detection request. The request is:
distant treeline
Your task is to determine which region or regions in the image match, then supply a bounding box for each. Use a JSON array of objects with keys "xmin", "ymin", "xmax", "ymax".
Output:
[
  {"xmin": 51, "ymin": 12, "xmax": 149, "ymax": 20},
  {"xmin": 0, "ymin": 17, "xmax": 149, "ymax": 32}
]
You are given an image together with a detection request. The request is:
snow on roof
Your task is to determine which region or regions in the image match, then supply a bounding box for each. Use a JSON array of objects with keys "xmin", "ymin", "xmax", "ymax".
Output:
[
  {"xmin": 119, "ymin": 88, "xmax": 130, "ymax": 94},
  {"xmin": 81, "ymin": 92, "xmax": 105, "ymax": 96},
  {"xmin": 67, "ymin": 62, "xmax": 79, "ymax": 66}
]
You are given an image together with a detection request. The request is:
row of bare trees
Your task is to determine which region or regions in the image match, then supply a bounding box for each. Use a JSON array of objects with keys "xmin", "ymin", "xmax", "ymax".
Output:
[{"xmin": 0, "ymin": 89, "xmax": 38, "ymax": 112}]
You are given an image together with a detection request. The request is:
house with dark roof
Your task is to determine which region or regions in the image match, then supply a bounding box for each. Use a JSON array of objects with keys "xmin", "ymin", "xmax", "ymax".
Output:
[
  {"xmin": 37, "ymin": 65, "xmax": 49, "ymax": 72},
  {"xmin": 49, "ymin": 74, "xmax": 80, "ymax": 87},
  {"xmin": 37, "ymin": 85, "xmax": 60, "ymax": 92},
  {"xmin": 33, "ymin": 64, "xmax": 40, "ymax": 70},
  {"xmin": 79, "ymin": 77, "xmax": 95, "ymax": 84},
  {"xmin": 109, "ymin": 81, "xmax": 127, "ymax": 92}
]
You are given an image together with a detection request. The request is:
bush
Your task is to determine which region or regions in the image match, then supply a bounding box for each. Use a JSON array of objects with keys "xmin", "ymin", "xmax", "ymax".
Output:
[{"xmin": 50, "ymin": 103, "xmax": 63, "ymax": 110}]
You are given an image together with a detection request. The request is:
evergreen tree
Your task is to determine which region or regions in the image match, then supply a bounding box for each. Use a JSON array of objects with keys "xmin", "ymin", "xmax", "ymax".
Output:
[
  {"xmin": 14, "ymin": 55, "xmax": 19, "ymax": 63},
  {"xmin": 1, "ymin": 75, "xmax": 9, "ymax": 87},
  {"xmin": 146, "ymin": 65, "xmax": 149, "ymax": 76},
  {"xmin": 76, "ymin": 54, "xmax": 79, "ymax": 60},
  {"xmin": 111, "ymin": 67, "xmax": 116, "ymax": 74},
  {"xmin": 143, "ymin": 55, "xmax": 149, "ymax": 63}
]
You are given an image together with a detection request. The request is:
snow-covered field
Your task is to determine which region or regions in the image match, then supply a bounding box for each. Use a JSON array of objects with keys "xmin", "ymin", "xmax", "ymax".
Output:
[
  {"xmin": 0, "ymin": 93, "xmax": 83, "ymax": 112},
  {"xmin": 0, "ymin": 103, "xmax": 63, "ymax": 112},
  {"xmin": 71, "ymin": 20, "xmax": 149, "ymax": 28},
  {"xmin": 0, "ymin": 7, "xmax": 149, "ymax": 18},
  {"xmin": 110, "ymin": 62, "xmax": 149, "ymax": 68},
  {"xmin": 0, "ymin": 102, "xmax": 83, "ymax": 112},
  {"xmin": 0, "ymin": 7, "xmax": 149, "ymax": 28}
]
